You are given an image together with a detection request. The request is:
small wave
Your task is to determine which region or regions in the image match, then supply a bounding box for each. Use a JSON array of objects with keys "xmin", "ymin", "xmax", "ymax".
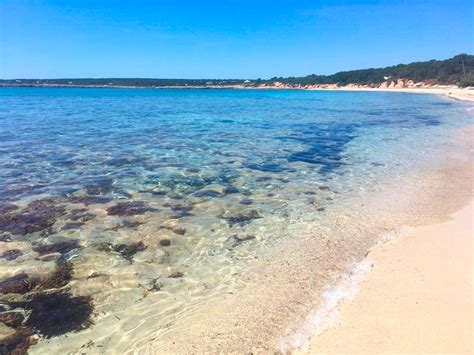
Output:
[
  {"xmin": 276, "ymin": 226, "xmax": 409, "ymax": 354},
  {"xmin": 375, "ymin": 226, "xmax": 410, "ymax": 246}
]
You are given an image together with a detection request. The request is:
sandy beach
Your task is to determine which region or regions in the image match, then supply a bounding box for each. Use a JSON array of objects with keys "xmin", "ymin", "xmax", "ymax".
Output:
[
  {"xmin": 326, "ymin": 86, "xmax": 474, "ymax": 103},
  {"xmin": 298, "ymin": 201, "xmax": 473, "ymax": 354}
]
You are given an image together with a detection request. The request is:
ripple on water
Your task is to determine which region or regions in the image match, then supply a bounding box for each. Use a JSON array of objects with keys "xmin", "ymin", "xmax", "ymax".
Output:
[{"xmin": 0, "ymin": 88, "xmax": 471, "ymax": 353}]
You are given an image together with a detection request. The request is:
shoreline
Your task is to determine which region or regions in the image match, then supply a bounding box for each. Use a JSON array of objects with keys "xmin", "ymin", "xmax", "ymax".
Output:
[
  {"xmin": 2, "ymin": 84, "xmax": 474, "ymax": 102},
  {"xmin": 296, "ymin": 200, "xmax": 473, "ymax": 354}
]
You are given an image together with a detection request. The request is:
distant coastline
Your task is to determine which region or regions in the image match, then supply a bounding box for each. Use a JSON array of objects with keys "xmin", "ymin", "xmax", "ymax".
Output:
[
  {"xmin": 2, "ymin": 82, "xmax": 473, "ymax": 102},
  {"xmin": 1, "ymin": 53, "xmax": 473, "ymax": 91}
]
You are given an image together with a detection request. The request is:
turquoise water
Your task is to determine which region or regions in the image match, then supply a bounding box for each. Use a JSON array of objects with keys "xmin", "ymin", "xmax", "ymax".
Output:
[
  {"xmin": 0, "ymin": 88, "xmax": 472, "ymax": 353},
  {"xmin": 0, "ymin": 88, "xmax": 469, "ymax": 200}
]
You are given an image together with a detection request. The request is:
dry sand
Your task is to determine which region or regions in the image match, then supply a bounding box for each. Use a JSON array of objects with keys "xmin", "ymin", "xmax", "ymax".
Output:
[{"xmin": 298, "ymin": 202, "xmax": 473, "ymax": 354}]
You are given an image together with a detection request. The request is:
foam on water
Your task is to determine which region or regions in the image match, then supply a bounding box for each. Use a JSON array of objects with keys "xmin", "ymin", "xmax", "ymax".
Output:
[{"xmin": 276, "ymin": 226, "xmax": 410, "ymax": 353}]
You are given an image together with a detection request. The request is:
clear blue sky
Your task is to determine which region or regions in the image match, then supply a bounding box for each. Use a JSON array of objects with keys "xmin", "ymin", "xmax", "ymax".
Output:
[{"xmin": 1, "ymin": 0, "xmax": 473, "ymax": 79}]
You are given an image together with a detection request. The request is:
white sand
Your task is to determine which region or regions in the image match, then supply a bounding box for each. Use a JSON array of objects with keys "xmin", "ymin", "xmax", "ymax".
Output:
[{"xmin": 299, "ymin": 202, "xmax": 473, "ymax": 354}]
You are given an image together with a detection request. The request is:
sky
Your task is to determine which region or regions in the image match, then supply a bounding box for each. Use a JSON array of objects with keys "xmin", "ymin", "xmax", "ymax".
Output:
[{"xmin": 0, "ymin": 0, "xmax": 473, "ymax": 79}]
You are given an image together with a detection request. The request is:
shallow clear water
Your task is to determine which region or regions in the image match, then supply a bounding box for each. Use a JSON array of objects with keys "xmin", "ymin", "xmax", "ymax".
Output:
[{"xmin": 0, "ymin": 88, "xmax": 471, "ymax": 352}]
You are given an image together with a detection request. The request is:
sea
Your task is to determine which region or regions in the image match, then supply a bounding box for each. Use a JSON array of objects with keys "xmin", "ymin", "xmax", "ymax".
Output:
[{"xmin": 0, "ymin": 87, "xmax": 472, "ymax": 353}]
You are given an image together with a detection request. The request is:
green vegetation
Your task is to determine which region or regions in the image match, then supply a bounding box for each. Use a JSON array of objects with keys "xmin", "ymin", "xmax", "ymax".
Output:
[
  {"xmin": 1, "ymin": 54, "xmax": 473, "ymax": 88},
  {"xmin": 266, "ymin": 54, "xmax": 474, "ymax": 87}
]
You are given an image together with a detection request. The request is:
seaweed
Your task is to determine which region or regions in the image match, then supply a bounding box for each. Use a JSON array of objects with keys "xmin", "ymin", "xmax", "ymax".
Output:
[
  {"xmin": 97, "ymin": 241, "xmax": 147, "ymax": 261},
  {"xmin": 113, "ymin": 242, "xmax": 147, "ymax": 260},
  {"xmin": 0, "ymin": 327, "xmax": 37, "ymax": 355},
  {"xmin": 0, "ymin": 274, "xmax": 34, "ymax": 295},
  {"xmin": 0, "ymin": 260, "xmax": 93, "ymax": 353},
  {"xmin": 69, "ymin": 195, "xmax": 112, "ymax": 205},
  {"xmin": 0, "ymin": 198, "xmax": 66, "ymax": 236},
  {"xmin": 220, "ymin": 210, "xmax": 263, "ymax": 227},
  {"xmin": 0, "ymin": 204, "xmax": 18, "ymax": 214},
  {"xmin": 168, "ymin": 272, "xmax": 184, "ymax": 278},
  {"xmin": 106, "ymin": 201, "xmax": 156, "ymax": 216},
  {"xmin": 33, "ymin": 240, "xmax": 81, "ymax": 256},
  {"xmin": 23, "ymin": 291, "xmax": 93, "ymax": 338}
]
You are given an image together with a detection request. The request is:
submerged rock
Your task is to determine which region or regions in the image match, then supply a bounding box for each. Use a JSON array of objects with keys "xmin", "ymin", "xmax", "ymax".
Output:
[
  {"xmin": 159, "ymin": 239, "xmax": 171, "ymax": 247},
  {"xmin": 106, "ymin": 201, "xmax": 156, "ymax": 216},
  {"xmin": 223, "ymin": 186, "xmax": 239, "ymax": 194},
  {"xmin": 0, "ymin": 249, "xmax": 22, "ymax": 261},
  {"xmin": 239, "ymin": 198, "xmax": 253, "ymax": 205}
]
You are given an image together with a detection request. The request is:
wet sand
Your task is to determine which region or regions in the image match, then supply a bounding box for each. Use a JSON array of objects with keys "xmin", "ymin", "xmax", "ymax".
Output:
[{"xmin": 299, "ymin": 201, "xmax": 473, "ymax": 354}]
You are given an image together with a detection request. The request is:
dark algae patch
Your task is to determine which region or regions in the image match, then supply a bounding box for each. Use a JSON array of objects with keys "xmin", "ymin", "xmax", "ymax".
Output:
[
  {"xmin": 0, "ymin": 327, "xmax": 38, "ymax": 355},
  {"xmin": 0, "ymin": 274, "xmax": 34, "ymax": 295},
  {"xmin": 0, "ymin": 197, "xmax": 66, "ymax": 236},
  {"xmin": 82, "ymin": 176, "xmax": 113, "ymax": 195},
  {"xmin": 97, "ymin": 241, "xmax": 147, "ymax": 261},
  {"xmin": 168, "ymin": 271, "xmax": 184, "ymax": 278},
  {"xmin": 114, "ymin": 242, "xmax": 147, "ymax": 260},
  {"xmin": 0, "ymin": 204, "xmax": 18, "ymax": 214},
  {"xmin": 220, "ymin": 210, "xmax": 263, "ymax": 227},
  {"xmin": 22, "ymin": 292, "xmax": 93, "ymax": 337},
  {"xmin": 107, "ymin": 201, "xmax": 156, "ymax": 216},
  {"xmin": 0, "ymin": 249, "xmax": 22, "ymax": 261},
  {"xmin": 33, "ymin": 239, "xmax": 82, "ymax": 256},
  {"xmin": 69, "ymin": 195, "xmax": 112, "ymax": 205},
  {"xmin": 0, "ymin": 260, "xmax": 93, "ymax": 353},
  {"xmin": 0, "ymin": 261, "xmax": 73, "ymax": 295}
]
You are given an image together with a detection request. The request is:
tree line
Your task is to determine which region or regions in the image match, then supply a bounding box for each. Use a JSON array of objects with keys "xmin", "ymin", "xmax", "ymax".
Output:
[{"xmin": 1, "ymin": 54, "xmax": 472, "ymax": 88}]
